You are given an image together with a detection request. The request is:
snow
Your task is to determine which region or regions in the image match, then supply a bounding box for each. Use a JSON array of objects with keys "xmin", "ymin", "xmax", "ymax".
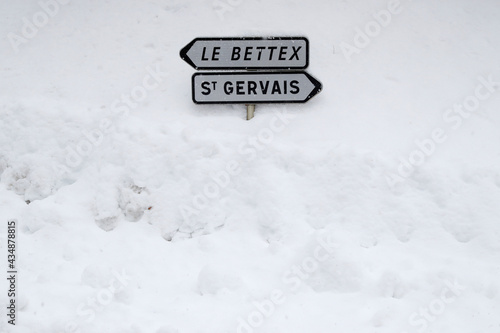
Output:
[{"xmin": 1, "ymin": 0, "xmax": 500, "ymax": 332}]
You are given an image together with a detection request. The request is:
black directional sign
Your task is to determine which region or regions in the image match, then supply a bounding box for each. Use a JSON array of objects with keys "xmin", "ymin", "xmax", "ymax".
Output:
[
  {"xmin": 180, "ymin": 37, "xmax": 309, "ymax": 70},
  {"xmin": 192, "ymin": 72, "xmax": 322, "ymax": 104}
]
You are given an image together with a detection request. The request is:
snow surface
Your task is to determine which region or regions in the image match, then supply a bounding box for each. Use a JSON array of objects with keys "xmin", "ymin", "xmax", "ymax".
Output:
[{"xmin": 1, "ymin": 0, "xmax": 500, "ymax": 332}]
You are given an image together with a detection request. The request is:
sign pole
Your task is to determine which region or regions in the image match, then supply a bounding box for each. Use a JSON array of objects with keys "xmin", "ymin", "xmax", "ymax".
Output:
[{"xmin": 246, "ymin": 104, "xmax": 255, "ymax": 120}]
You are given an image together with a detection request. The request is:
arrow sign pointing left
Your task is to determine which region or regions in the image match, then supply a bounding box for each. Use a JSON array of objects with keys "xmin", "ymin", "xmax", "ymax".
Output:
[
  {"xmin": 192, "ymin": 71, "xmax": 322, "ymax": 104},
  {"xmin": 180, "ymin": 37, "xmax": 309, "ymax": 70}
]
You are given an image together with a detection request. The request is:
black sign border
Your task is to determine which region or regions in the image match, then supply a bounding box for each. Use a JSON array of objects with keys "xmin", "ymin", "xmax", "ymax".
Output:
[
  {"xmin": 191, "ymin": 71, "xmax": 322, "ymax": 104},
  {"xmin": 180, "ymin": 37, "xmax": 309, "ymax": 70}
]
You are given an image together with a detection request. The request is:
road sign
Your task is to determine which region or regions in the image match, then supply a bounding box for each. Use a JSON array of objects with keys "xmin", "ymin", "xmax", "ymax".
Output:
[
  {"xmin": 180, "ymin": 37, "xmax": 309, "ymax": 70},
  {"xmin": 192, "ymin": 72, "xmax": 322, "ymax": 104}
]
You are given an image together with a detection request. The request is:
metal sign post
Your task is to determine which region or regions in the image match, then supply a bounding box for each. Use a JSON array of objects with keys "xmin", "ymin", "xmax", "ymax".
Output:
[{"xmin": 246, "ymin": 104, "xmax": 255, "ymax": 120}]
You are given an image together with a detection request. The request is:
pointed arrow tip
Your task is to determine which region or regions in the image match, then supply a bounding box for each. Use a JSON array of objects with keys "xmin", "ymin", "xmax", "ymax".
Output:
[
  {"xmin": 304, "ymin": 72, "xmax": 322, "ymax": 101},
  {"xmin": 180, "ymin": 38, "xmax": 198, "ymax": 69}
]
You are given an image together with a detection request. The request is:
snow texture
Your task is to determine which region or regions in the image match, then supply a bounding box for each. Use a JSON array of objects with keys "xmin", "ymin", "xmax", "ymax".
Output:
[{"xmin": 1, "ymin": 0, "xmax": 500, "ymax": 332}]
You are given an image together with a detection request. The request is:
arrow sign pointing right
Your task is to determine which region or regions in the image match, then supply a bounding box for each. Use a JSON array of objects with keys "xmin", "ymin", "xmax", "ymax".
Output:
[{"xmin": 192, "ymin": 71, "xmax": 322, "ymax": 104}]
